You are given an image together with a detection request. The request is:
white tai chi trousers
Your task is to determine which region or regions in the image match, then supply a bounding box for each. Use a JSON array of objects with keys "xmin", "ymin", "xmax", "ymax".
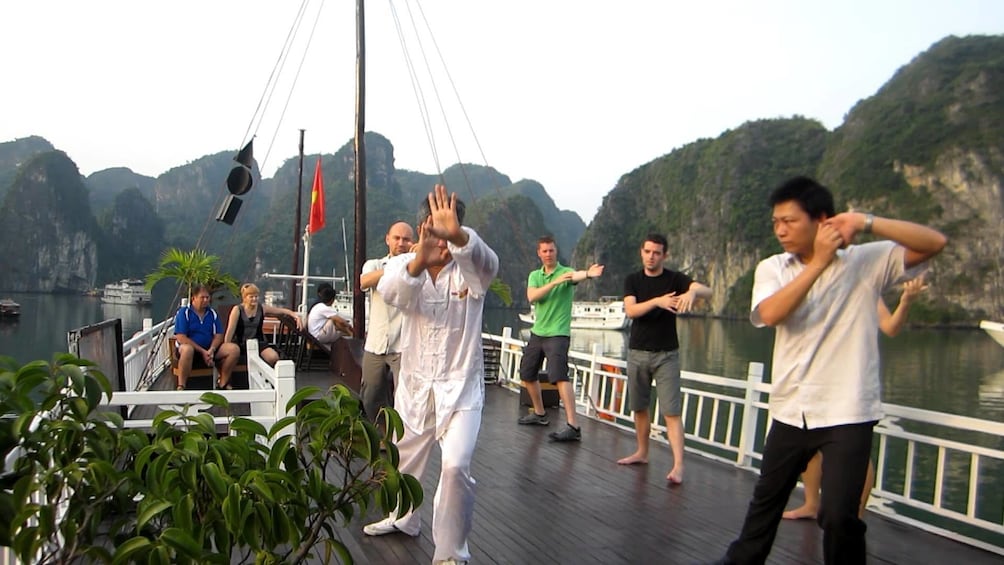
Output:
[{"xmin": 388, "ymin": 406, "xmax": 481, "ymax": 563}]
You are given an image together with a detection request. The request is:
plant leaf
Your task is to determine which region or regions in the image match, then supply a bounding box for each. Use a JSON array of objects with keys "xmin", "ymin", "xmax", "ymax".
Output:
[
  {"xmin": 111, "ymin": 536, "xmax": 153, "ymax": 565},
  {"xmin": 137, "ymin": 499, "xmax": 174, "ymax": 531}
]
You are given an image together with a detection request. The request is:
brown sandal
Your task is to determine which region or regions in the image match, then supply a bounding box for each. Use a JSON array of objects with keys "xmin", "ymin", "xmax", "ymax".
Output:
[{"xmin": 176, "ymin": 385, "xmax": 185, "ymax": 391}]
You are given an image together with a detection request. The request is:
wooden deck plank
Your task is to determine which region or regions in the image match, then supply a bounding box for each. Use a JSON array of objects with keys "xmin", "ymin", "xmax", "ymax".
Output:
[{"xmin": 134, "ymin": 368, "xmax": 1002, "ymax": 564}]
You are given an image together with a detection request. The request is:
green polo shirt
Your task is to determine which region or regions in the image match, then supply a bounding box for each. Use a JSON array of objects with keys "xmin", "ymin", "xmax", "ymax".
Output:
[{"xmin": 528, "ymin": 263, "xmax": 575, "ymax": 337}]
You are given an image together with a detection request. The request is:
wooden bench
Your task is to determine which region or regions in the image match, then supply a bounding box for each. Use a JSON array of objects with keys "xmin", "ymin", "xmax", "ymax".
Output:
[{"xmin": 168, "ymin": 336, "xmax": 247, "ymax": 389}]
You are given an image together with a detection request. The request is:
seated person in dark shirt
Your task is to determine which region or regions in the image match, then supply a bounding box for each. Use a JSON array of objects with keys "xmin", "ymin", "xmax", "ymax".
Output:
[{"xmin": 223, "ymin": 282, "xmax": 303, "ymax": 369}]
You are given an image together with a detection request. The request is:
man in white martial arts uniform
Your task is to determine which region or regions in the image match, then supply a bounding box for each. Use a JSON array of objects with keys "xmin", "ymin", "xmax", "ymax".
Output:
[{"xmin": 363, "ymin": 184, "xmax": 499, "ymax": 565}]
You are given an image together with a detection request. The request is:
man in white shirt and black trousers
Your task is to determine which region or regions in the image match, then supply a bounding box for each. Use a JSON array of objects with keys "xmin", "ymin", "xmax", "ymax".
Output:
[{"xmin": 719, "ymin": 176, "xmax": 946, "ymax": 565}]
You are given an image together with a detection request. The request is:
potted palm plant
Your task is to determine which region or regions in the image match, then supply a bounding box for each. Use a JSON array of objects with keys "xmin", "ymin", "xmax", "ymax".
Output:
[{"xmin": 145, "ymin": 248, "xmax": 241, "ymax": 304}]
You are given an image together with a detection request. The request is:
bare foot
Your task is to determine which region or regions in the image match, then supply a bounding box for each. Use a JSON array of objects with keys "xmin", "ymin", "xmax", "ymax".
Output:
[
  {"xmin": 617, "ymin": 453, "xmax": 648, "ymax": 465},
  {"xmin": 782, "ymin": 505, "xmax": 818, "ymax": 520},
  {"xmin": 666, "ymin": 467, "xmax": 684, "ymax": 484}
]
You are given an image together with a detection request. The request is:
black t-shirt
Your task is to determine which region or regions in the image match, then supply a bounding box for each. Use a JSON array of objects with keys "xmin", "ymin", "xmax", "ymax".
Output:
[{"xmin": 623, "ymin": 269, "xmax": 694, "ymax": 352}]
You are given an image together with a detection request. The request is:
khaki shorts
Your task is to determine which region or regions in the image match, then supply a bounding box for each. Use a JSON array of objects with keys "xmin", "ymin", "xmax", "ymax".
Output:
[{"xmin": 626, "ymin": 348, "xmax": 681, "ymax": 417}]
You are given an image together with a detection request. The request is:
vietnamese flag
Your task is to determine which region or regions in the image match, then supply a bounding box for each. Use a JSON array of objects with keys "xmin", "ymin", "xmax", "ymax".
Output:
[{"xmin": 308, "ymin": 157, "xmax": 325, "ymax": 234}]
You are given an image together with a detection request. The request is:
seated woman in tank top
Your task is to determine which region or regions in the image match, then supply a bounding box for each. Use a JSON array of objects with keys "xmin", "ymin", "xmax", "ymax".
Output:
[{"xmin": 222, "ymin": 283, "xmax": 303, "ymax": 385}]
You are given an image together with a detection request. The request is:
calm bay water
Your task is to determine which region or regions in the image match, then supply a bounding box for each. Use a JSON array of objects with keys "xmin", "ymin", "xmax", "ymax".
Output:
[
  {"xmin": 1, "ymin": 295, "xmax": 1002, "ymax": 422},
  {"xmin": 482, "ymin": 308, "xmax": 1004, "ymax": 423},
  {"xmin": 0, "ymin": 292, "xmax": 175, "ymax": 365}
]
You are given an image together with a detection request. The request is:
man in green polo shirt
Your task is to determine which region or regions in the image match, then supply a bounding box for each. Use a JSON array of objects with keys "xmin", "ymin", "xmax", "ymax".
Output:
[{"xmin": 517, "ymin": 235, "xmax": 604, "ymax": 442}]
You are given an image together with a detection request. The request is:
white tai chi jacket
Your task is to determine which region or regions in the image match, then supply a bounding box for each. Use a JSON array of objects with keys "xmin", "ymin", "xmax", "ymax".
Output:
[{"xmin": 377, "ymin": 227, "xmax": 499, "ymax": 438}]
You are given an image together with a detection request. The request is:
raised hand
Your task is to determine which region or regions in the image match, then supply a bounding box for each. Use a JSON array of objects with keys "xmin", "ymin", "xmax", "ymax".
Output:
[
  {"xmin": 587, "ymin": 264, "xmax": 604, "ymax": 278},
  {"xmin": 414, "ymin": 216, "xmax": 451, "ymax": 270},
  {"xmin": 825, "ymin": 212, "xmax": 864, "ymax": 248},
  {"xmin": 900, "ymin": 275, "xmax": 929, "ymax": 303},
  {"xmin": 425, "ymin": 184, "xmax": 467, "ymax": 246}
]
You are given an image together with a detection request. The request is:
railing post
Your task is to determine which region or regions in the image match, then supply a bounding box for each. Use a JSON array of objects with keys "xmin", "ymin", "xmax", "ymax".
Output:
[
  {"xmin": 586, "ymin": 343, "xmax": 602, "ymax": 417},
  {"xmin": 500, "ymin": 326, "xmax": 514, "ymax": 384},
  {"xmin": 272, "ymin": 359, "xmax": 297, "ymax": 440},
  {"xmin": 736, "ymin": 362, "xmax": 765, "ymax": 468}
]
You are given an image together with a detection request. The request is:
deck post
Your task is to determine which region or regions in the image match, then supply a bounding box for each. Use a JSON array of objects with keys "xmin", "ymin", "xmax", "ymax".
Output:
[
  {"xmin": 736, "ymin": 362, "xmax": 765, "ymax": 468},
  {"xmin": 586, "ymin": 343, "xmax": 602, "ymax": 418},
  {"xmin": 272, "ymin": 359, "xmax": 297, "ymax": 439},
  {"xmin": 500, "ymin": 326, "xmax": 515, "ymax": 383}
]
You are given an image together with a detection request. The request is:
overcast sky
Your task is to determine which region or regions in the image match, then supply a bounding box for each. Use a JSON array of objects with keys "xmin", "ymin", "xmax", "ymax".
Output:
[{"xmin": 1, "ymin": 0, "xmax": 1002, "ymax": 222}]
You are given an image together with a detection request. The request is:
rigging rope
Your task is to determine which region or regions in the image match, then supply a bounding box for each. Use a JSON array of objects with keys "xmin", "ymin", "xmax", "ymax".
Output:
[
  {"xmin": 388, "ymin": 0, "xmax": 534, "ymax": 268},
  {"xmin": 139, "ymin": 0, "xmax": 319, "ymax": 388}
]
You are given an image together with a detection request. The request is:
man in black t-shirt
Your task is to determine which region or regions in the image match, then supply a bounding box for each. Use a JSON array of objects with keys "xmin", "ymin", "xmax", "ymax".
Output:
[{"xmin": 617, "ymin": 233, "xmax": 711, "ymax": 484}]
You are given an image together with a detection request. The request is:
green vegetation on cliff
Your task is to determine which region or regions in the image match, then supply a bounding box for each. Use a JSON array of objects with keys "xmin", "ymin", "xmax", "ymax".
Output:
[
  {"xmin": 1, "ymin": 35, "xmax": 1001, "ymax": 321},
  {"xmin": 0, "ymin": 151, "xmax": 100, "ymax": 292},
  {"xmin": 576, "ymin": 118, "xmax": 829, "ymax": 317}
]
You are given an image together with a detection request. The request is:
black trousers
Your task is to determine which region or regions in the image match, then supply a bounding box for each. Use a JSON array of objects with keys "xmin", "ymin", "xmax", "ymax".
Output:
[{"xmin": 723, "ymin": 419, "xmax": 876, "ymax": 565}]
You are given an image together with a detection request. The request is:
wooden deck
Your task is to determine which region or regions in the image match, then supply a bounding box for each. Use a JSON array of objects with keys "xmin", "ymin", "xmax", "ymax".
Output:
[
  {"xmin": 130, "ymin": 327, "xmax": 1002, "ymax": 563},
  {"xmin": 284, "ymin": 369, "xmax": 999, "ymax": 565}
]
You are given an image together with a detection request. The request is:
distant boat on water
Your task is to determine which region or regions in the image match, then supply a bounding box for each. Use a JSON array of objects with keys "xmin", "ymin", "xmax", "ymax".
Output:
[
  {"xmin": 0, "ymin": 298, "xmax": 20, "ymax": 317},
  {"xmin": 980, "ymin": 320, "xmax": 1004, "ymax": 349},
  {"xmin": 519, "ymin": 296, "xmax": 630, "ymax": 330},
  {"xmin": 264, "ymin": 290, "xmax": 286, "ymax": 307},
  {"xmin": 101, "ymin": 279, "xmax": 152, "ymax": 305}
]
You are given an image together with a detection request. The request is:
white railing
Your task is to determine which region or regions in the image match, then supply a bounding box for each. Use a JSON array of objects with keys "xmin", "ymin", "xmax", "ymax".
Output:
[
  {"xmin": 485, "ymin": 326, "xmax": 1004, "ymax": 556},
  {"xmin": 104, "ymin": 339, "xmax": 298, "ymax": 445},
  {"xmin": 122, "ymin": 317, "xmax": 172, "ymax": 393}
]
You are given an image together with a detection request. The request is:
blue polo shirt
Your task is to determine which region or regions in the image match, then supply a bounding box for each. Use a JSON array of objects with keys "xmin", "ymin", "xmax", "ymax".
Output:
[{"xmin": 174, "ymin": 305, "xmax": 222, "ymax": 349}]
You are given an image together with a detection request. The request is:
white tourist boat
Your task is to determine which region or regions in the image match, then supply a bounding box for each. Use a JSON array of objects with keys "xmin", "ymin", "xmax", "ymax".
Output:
[
  {"xmin": 101, "ymin": 279, "xmax": 152, "ymax": 305},
  {"xmin": 0, "ymin": 298, "xmax": 20, "ymax": 317},
  {"xmin": 980, "ymin": 320, "xmax": 1004, "ymax": 348},
  {"xmin": 264, "ymin": 290, "xmax": 285, "ymax": 307},
  {"xmin": 519, "ymin": 296, "xmax": 629, "ymax": 330}
]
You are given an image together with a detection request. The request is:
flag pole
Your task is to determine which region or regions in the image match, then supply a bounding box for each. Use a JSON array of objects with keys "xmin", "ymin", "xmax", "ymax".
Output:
[{"xmin": 301, "ymin": 226, "xmax": 311, "ymax": 317}]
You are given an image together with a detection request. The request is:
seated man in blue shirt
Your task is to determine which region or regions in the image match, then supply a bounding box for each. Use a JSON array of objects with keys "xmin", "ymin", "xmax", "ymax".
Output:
[{"xmin": 174, "ymin": 284, "xmax": 240, "ymax": 390}]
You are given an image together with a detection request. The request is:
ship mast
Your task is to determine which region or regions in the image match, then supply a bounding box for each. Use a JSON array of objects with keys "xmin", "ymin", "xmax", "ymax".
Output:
[
  {"xmin": 352, "ymin": 0, "xmax": 367, "ymax": 337},
  {"xmin": 290, "ymin": 129, "xmax": 305, "ymax": 310}
]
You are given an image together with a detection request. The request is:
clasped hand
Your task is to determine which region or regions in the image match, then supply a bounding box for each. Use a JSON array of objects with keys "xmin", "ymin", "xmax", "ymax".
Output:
[{"xmin": 657, "ymin": 291, "xmax": 696, "ymax": 314}]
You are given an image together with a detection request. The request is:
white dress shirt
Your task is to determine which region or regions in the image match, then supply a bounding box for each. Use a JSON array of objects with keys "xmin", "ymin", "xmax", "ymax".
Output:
[
  {"xmin": 751, "ymin": 241, "xmax": 917, "ymax": 429},
  {"xmin": 362, "ymin": 255, "xmax": 404, "ymax": 355},
  {"xmin": 378, "ymin": 227, "xmax": 499, "ymax": 438}
]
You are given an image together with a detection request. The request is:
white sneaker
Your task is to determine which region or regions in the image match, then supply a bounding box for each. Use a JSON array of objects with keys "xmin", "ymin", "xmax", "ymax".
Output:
[
  {"xmin": 362, "ymin": 516, "xmax": 419, "ymax": 537},
  {"xmin": 433, "ymin": 560, "xmax": 468, "ymax": 565}
]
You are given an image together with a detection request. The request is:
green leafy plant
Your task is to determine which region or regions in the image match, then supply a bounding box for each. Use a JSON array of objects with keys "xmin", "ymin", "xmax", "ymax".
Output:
[
  {"xmin": 0, "ymin": 354, "xmax": 421, "ymax": 564},
  {"xmin": 146, "ymin": 247, "xmax": 241, "ymax": 300},
  {"xmin": 489, "ymin": 277, "xmax": 513, "ymax": 307}
]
